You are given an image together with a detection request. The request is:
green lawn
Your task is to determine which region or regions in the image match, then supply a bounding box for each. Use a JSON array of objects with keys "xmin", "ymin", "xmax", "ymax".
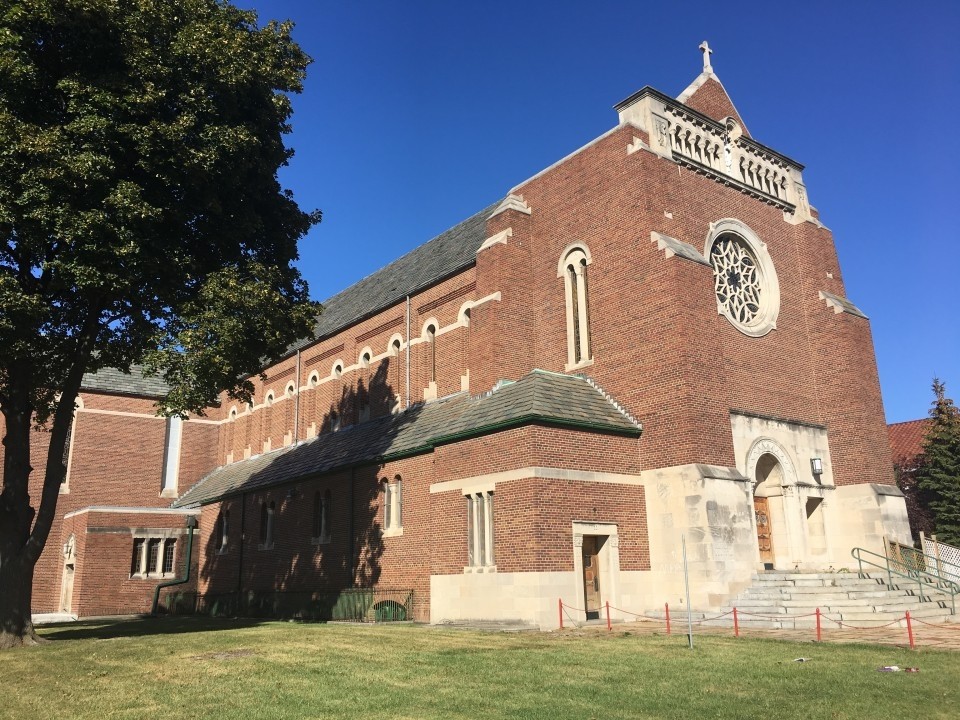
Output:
[{"xmin": 0, "ymin": 618, "xmax": 957, "ymax": 719}]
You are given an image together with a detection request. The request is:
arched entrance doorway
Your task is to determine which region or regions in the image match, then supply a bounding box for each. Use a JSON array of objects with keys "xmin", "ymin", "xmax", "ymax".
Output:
[{"xmin": 754, "ymin": 454, "xmax": 784, "ymax": 570}]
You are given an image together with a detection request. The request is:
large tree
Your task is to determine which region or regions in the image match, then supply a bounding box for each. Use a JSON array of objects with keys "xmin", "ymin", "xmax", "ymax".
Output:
[
  {"xmin": 917, "ymin": 379, "xmax": 960, "ymax": 545},
  {"xmin": 0, "ymin": 0, "xmax": 321, "ymax": 648}
]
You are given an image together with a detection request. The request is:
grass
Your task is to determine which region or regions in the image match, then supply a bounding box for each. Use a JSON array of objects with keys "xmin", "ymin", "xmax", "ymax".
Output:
[{"xmin": 0, "ymin": 618, "xmax": 957, "ymax": 719}]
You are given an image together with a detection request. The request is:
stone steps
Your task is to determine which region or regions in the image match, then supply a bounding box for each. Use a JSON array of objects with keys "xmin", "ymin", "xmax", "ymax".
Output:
[{"xmin": 694, "ymin": 571, "xmax": 956, "ymax": 628}]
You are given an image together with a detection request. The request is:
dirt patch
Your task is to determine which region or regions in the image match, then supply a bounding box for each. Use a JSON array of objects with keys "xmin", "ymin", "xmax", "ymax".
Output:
[{"xmin": 191, "ymin": 648, "xmax": 258, "ymax": 661}]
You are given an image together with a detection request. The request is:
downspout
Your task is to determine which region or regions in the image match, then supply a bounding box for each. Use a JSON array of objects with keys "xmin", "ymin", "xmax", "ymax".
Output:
[
  {"xmin": 348, "ymin": 467, "xmax": 356, "ymax": 585},
  {"xmin": 151, "ymin": 515, "xmax": 197, "ymax": 615},
  {"xmin": 405, "ymin": 296, "xmax": 411, "ymax": 409},
  {"xmin": 293, "ymin": 349, "xmax": 302, "ymax": 443},
  {"xmin": 237, "ymin": 494, "xmax": 247, "ymax": 596}
]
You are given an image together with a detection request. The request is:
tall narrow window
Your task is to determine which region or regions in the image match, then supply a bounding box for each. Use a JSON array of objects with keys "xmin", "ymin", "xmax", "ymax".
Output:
[
  {"xmin": 313, "ymin": 490, "xmax": 331, "ymax": 542},
  {"xmin": 160, "ymin": 416, "xmax": 183, "ymax": 497},
  {"xmin": 147, "ymin": 538, "xmax": 162, "ymax": 574},
  {"xmin": 260, "ymin": 501, "xmax": 275, "ymax": 549},
  {"xmin": 466, "ymin": 490, "xmax": 495, "ymax": 568},
  {"xmin": 383, "ymin": 477, "xmax": 403, "ymax": 533},
  {"xmin": 559, "ymin": 247, "xmax": 592, "ymax": 368},
  {"xmin": 162, "ymin": 539, "xmax": 177, "ymax": 574},
  {"xmin": 392, "ymin": 338, "xmax": 402, "ymax": 408},
  {"xmin": 215, "ymin": 510, "xmax": 229, "ymax": 552},
  {"xmin": 131, "ymin": 538, "xmax": 145, "ymax": 576},
  {"xmin": 426, "ymin": 325, "xmax": 437, "ymax": 382}
]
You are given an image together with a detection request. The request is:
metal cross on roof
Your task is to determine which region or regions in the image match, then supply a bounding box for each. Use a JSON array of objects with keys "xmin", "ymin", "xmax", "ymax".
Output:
[{"xmin": 699, "ymin": 40, "xmax": 713, "ymax": 73}]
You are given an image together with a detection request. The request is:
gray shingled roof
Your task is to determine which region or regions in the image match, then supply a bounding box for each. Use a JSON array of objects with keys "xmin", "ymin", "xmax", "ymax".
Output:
[
  {"xmin": 81, "ymin": 365, "xmax": 169, "ymax": 398},
  {"xmin": 76, "ymin": 201, "xmax": 500, "ymax": 397},
  {"xmin": 172, "ymin": 370, "xmax": 641, "ymax": 508},
  {"xmin": 290, "ymin": 201, "xmax": 501, "ymax": 353}
]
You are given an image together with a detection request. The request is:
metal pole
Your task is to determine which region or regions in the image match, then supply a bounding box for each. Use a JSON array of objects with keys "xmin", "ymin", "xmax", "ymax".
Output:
[
  {"xmin": 665, "ymin": 602, "xmax": 671, "ymax": 635},
  {"xmin": 905, "ymin": 610, "xmax": 915, "ymax": 650},
  {"xmin": 558, "ymin": 598, "xmax": 563, "ymax": 630},
  {"xmin": 405, "ymin": 296, "xmax": 411, "ymax": 410},
  {"xmin": 683, "ymin": 534, "xmax": 694, "ymax": 649}
]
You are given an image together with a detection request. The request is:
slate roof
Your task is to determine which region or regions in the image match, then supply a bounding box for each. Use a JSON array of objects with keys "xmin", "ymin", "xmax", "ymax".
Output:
[
  {"xmin": 289, "ymin": 201, "xmax": 501, "ymax": 353},
  {"xmin": 76, "ymin": 201, "xmax": 500, "ymax": 397},
  {"xmin": 81, "ymin": 365, "xmax": 169, "ymax": 398},
  {"xmin": 172, "ymin": 370, "xmax": 642, "ymax": 508}
]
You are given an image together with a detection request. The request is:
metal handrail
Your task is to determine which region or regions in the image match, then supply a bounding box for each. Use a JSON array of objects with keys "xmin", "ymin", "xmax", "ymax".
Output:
[
  {"xmin": 851, "ymin": 547, "xmax": 958, "ymax": 615},
  {"xmin": 890, "ymin": 543, "xmax": 960, "ymax": 586}
]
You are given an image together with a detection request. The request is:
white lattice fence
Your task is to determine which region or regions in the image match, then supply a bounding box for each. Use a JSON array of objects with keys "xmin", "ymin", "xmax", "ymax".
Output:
[{"xmin": 921, "ymin": 535, "xmax": 960, "ymax": 585}]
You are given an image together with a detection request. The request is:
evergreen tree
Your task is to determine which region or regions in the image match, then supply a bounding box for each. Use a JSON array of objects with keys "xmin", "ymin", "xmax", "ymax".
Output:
[{"xmin": 917, "ymin": 379, "xmax": 960, "ymax": 545}]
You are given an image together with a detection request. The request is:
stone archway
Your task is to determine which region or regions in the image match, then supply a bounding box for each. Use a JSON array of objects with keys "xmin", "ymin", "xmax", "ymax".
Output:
[{"xmin": 746, "ymin": 438, "xmax": 799, "ymax": 571}]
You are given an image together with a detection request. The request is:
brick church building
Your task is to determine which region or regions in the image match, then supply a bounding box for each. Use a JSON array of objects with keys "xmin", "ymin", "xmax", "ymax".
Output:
[{"xmin": 26, "ymin": 46, "xmax": 912, "ymax": 628}]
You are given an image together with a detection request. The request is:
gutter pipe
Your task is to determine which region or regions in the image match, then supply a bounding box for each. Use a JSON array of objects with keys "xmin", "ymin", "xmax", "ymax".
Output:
[{"xmin": 151, "ymin": 515, "xmax": 197, "ymax": 615}]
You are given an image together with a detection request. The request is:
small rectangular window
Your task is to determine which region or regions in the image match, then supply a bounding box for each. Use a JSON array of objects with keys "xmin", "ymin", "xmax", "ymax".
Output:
[
  {"xmin": 162, "ymin": 539, "xmax": 177, "ymax": 574},
  {"xmin": 131, "ymin": 538, "xmax": 145, "ymax": 576},
  {"xmin": 146, "ymin": 538, "xmax": 162, "ymax": 575}
]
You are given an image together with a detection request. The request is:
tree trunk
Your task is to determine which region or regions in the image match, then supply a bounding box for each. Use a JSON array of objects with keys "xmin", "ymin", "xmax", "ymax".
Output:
[
  {"xmin": 0, "ymin": 548, "xmax": 41, "ymax": 649},
  {"xmin": 0, "ymin": 393, "xmax": 42, "ymax": 649}
]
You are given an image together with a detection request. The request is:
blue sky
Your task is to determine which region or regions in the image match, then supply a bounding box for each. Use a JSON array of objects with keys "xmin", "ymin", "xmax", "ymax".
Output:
[{"xmin": 247, "ymin": 0, "xmax": 958, "ymax": 424}]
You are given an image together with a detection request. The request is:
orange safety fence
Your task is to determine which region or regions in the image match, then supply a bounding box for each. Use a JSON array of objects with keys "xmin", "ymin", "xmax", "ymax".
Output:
[{"xmin": 557, "ymin": 599, "xmax": 960, "ymax": 649}]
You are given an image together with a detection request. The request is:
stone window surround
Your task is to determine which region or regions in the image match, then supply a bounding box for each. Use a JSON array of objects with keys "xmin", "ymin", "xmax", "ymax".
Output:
[
  {"xmin": 465, "ymin": 487, "xmax": 495, "ymax": 573},
  {"xmin": 382, "ymin": 476, "xmax": 403, "ymax": 537},
  {"xmin": 558, "ymin": 243, "xmax": 594, "ymax": 371},
  {"xmin": 705, "ymin": 218, "xmax": 780, "ymax": 338},
  {"xmin": 130, "ymin": 530, "xmax": 182, "ymax": 579}
]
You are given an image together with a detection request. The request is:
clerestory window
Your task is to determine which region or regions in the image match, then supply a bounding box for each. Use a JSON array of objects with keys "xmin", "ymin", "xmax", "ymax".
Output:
[{"xmin": 559, "ymin": 246, "xmax": 592, "ymax": 368}]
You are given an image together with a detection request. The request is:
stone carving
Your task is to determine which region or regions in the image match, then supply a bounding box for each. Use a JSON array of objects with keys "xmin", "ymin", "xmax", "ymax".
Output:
[
  {"xmin": 711, "ymin": 235, "xmax": 762, "ymax": 325},
  {"xmin": 653, "ymin": 114, "xmax": 670, "ymax": 148},
  {"xmin": 745, "ymin": 438, "xmax": 798, "ymax": 489},
  {"xmin": 573, "ymin": 533, "xmax": 584, "ymax": 548}
]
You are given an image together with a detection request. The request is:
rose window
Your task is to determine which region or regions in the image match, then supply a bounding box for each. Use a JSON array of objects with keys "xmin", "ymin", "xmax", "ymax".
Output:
[{"xmin": 711, "ymin": 235, "xmax": 762, "ymax": 326}]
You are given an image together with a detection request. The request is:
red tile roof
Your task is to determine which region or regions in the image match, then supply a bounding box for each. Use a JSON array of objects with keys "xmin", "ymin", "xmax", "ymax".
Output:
[{"xmin": 888, "ymin": 419, "xmax": 930, "ymax": 465}]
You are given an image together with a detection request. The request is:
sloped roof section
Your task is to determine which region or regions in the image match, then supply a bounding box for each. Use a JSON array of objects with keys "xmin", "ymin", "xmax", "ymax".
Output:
[
  {"xmin": 81, "ymin": 365, "xmax": 169, "ymax": 398},
  {"xmin": 889, "ymin": 418, "xmax": 929, "ymax": 465},
  {"xmin": 290, "ymin": 201, "xmax": 501, "ymax": 353},
  {"xmin": 173, "ymin": 370, "xmax": 642, "ymax": 508}
]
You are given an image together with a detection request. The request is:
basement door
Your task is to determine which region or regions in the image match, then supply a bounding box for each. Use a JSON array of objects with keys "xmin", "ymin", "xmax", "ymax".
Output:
[
  {"xmin": 581, "ymin": 535, "xmax": 604, "ymax": 620},
  {"xmin": 754, "ymin": 497, "xmax": 775, "ymax": 569}
]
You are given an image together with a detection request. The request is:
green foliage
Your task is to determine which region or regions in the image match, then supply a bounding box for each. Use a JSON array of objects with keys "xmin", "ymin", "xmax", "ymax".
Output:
[
  {"xmin": 0, "ymin": 0, "xmax": 321, "ymax": 419},
  {"xmin": 917, "ymin": 379, "xmax": 960, "ymax": 545}
]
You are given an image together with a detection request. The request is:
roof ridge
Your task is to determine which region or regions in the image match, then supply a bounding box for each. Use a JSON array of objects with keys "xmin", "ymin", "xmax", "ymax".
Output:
[{"xmin": 579, "ymin": 374, "xmax": 642, "ymax": 430}]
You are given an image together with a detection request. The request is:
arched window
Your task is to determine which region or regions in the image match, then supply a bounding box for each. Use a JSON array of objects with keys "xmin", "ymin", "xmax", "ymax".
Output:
[
  {"xmin": 264, "ymin": 391, "xmax": 274, "ymax": 407},
  {"xmin": 559, "ymin": 246, "xmax": 592, "ymax": 367},
  {"xmin": 259, "ymin": 500, "xmax": 275, "ymax": 549},
  {"xmin": 308, "ymin": 371, "xmax": 320, "ymax": 388},
  {"xmin": 329, "ymin": 411, "xmax": 340, "ymax": 432},
  {"xmin": 426, "ymin": 324, "xmax": 437, "ymax": 383},
  {"xmin": 285, "ymin": 382, "xmax": 295, "ymax": 398}
]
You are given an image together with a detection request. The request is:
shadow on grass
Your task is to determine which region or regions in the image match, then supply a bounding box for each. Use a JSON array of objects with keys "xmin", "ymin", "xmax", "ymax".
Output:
[{"xmin": 38, "ymin": 615, "xmax": 270, "ymax": 642}]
